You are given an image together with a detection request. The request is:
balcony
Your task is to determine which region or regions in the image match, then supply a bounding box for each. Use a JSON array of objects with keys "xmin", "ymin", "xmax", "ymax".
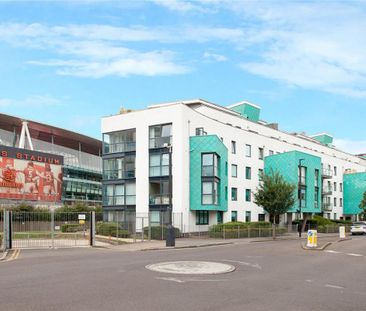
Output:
[
  {"xmin": 321, "ymin": 168, "xmax": 333, "ymax": 179},
  {"xmin": 103, "ymin": 142, "xmax": 136, "ymax": 154},
  {"xmin": 322, "ymin": 187, "xmax": 333, "ymax": 196},
  {"xmin": 103, "ymin": 170, "xmax": 135, "ymax": 180},
  {"xmin": 322, "ymin": 202, "xmax": 333, "ymax": 211},
  {"xmin": 149, "ymin": 136, "xmax": 172, "ymax": 149},
  {"xmin": 149, "ymin": 194, "xmax": 170, "ymax": 205}
]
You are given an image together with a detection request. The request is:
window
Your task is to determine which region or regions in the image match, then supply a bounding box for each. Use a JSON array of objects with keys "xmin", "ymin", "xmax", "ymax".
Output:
[
  {"xmin": 149, "ymin": 180, "xmax": 169, "ymax": 205},
  {"xmin": 103, "ymin": 183, "xmax": 136, "ymax": 206},
  {"xmin": 245, "ymin": 211, "xmax": 251, "ymax": 222},
  {"xmin": 314, "ymin": 188, "xmax": 319, "ymax": 208},
  {"xmin": 231, "ymin": 211, "xmax": 237, "ymax": 222},
  {"xmin": 149, "ymin": 153, "xmax": 169, "ymax": 177},
  {"xmin": 195, "ymin": 127, "xmax": 207, "ymax": 136},
  {"xmin": 298, "ymin": 166, "xmax": 306, "ymax": 185},
  {"xmin": 258, "ymin": 147, "xmax": 264, "ymax": 160},
  {"xmin": 103, "ymin": 128, "xmax": 136, "ymax": 154},
  {"xmin": 104, "ymin": 156, "xmax": 136, "ymax": 180},
  {"xmin": 202, "ymin": 153, "xmax": 219, "ymax": 177},
  {"xmin": 314, "ymin": 169, "xmax": 319, "ymax": 187},
  {"xmin": 258, "ymin": 214, "xmax": 265, "ymax": 221},
  {"xmin": 340, "ymin": 198, "xmax": 343, "ymax": 207},
  {"xmin": 217, "ymin": 211, "xmax": 223, "ymax": 224},
  {"xmin": 245, "ymin": 144, "xmax": 251, "ymax": 157},
  {"xmin": 231, "ymin": 164, "xmax": 238, "ymax": 177},
  {"xmin": 149, "ymin": 123, "xmax": 172, "ymax": 148},
  {"xmin": 334, "ymin": 197, "xmax": 337, "ymax": 207},
  {"xmin": 258, "ymin": 169, "xmax": 263, "ymax": 181},
  {"xmin": 334, "ymin": 166, "xmax": 337, "ymax": 176},
  {"xmin": 269, "ymin": 150, "xmax": 274, "ymax": 156},
  {"xmin": 299, "ymin": 188, "xmax": 306, "ymax": 207},
  {"xmin": 245, "ymin": 167, "xmax": 251, "ymax": 180},
  {"xmin": 231, "ymin": 188, "xmax": 237, "ymax": 201},
  {"xmin": 196, "ymin": 211, "xmax": 209, "ymax": 225},
  {"xmin": 245, "ymin": 189, "xmax": 251, "ymax": 202},
  {"xmin": 334, "ymin": 213, "xmax": 337, "ymax": 220},
  {"xmin": 202, "ymin": 181, "xmax": 219, "ymax": 205},
  {"xmin": 231, "ymin": 141, "xmax": 236, "ymax": 154},
  {"xmin": 333, "ymin": 182, "xmax": 337, "ymax": 192},
  {"xmin": 340, "ymin": 183, "xmax": 343, "ymax": 192}
]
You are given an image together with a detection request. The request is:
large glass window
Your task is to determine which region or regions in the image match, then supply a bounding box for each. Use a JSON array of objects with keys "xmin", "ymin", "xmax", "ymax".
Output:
[
  {"xmin": 201, "ymin": 153, "xmax": 219, "ymax": 177},
  {"xmin": 149, "ymin": 124, "xmax": 172, "ymax": 149},
  {"xmin": 314, "ymin": 188, "xmax": 319, "ymax": 208},
  {"xmin": 149, "ymin": 180, "xmax": 169, "ymax": 205},
  {"xmin": 202, "ymin": 181, "xmax": 219, "ymax": 205},
  {"xmin": 196, "ymin": 211, "xmax": 209, "ymax": 225},
  {"xmin": 149, "ymin": 153, "xmax": 170, "ymax": 177},
  {"xmin": 103, "ymin": 129, "xmax": 136, "ymax": 154},
  {"xmin": 314, "ymin": 169, "xmax": 319, "ymax": 187},
  {"xmin": 103, "ymin": 183, "xmax": 136, "ymax": 206},
  {"xmin": 245, "ymin": 211, "xmax": 251, "ymax": 222},
  {"xmin": 103, "ymin": 156, "xmax": 135, "ymax": 180}
]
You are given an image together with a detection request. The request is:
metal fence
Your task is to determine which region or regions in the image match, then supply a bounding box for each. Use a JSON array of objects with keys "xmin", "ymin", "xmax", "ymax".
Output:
[{"xmin": 10, "ymin": 211, "xmax": 93, "ymax": 248}]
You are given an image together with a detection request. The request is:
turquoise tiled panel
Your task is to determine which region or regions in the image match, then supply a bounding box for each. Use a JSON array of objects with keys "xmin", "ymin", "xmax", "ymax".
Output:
[
  {"xmin": 264, "ymin": 151, "xmax": 322, "ymax": 213},
  {"xmin": 190, "ymin": 135, "xmax": 228, "ymax": 211},
  {"xmin": 344, "ymin": 172, "xmax": 366, "ymax": 215}
]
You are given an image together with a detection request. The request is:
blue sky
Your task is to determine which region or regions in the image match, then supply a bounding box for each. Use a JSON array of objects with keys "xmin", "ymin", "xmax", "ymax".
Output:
[{"xmin": 0, "ymin": 0, "xmax": 365, "ymax": 154}]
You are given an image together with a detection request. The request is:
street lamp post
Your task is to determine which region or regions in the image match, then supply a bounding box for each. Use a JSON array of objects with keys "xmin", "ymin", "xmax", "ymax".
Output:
[
  {"xmin": 298, "ymin": 158, "xmax": 305, "ymax": 237},
  {"xmin": 164, "ymin": 143, "xmax": 175, "ymax": 247}
]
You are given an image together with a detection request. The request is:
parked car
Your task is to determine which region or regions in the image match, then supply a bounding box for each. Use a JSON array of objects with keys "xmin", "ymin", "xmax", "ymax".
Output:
[{"xmin": 350, "ymin": 221, "xmax": 366, "ymax": 235}]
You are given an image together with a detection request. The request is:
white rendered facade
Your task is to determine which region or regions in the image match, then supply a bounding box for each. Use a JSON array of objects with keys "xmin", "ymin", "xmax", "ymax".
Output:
[{"xmin": 101, "ymin": 99, "xmax": 366, "ymax": 231}]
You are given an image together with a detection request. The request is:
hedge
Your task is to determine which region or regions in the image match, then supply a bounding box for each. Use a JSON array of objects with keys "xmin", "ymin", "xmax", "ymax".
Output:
[
  {"xmin": 143, "ymin": 225, "xmax": 180, "ymax": 240},
  {"xmin": 96, "ymin": 222, "xmax": 130, "ymax": 238},
  {"xmin": 208, "ymin": 224, "xmax": 287, "ymax": 239},
  {"xmin": 61, "ymin": 224, "xmax": 84, "ymax": 233}
]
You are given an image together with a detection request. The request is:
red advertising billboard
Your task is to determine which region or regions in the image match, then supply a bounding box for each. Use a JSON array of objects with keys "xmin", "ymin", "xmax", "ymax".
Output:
[{"xmin": 0, "ymin": 145, "xmax": 63, "ymax": 202}]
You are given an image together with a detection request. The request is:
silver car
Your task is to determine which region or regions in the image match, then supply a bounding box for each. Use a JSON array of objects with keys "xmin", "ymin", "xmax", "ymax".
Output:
[{"xmin": 351, "ymin": 221, "xmax": 366, "ymax": 235}]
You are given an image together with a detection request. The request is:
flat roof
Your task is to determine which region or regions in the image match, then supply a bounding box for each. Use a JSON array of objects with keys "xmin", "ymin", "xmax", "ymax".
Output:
[{"xmin": 0, "ymin": 113, "xmax": 102, "ymax": 156}]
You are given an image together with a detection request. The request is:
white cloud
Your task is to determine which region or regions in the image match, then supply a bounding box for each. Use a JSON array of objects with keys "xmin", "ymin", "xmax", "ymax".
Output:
[
  {"xmin": 0, "ymin": 95, "xmax": 61, "ymax": 107},
  {"xmin": 334, "ymin": 139, "xmax": 366, "ymax": 155},
  {"xmin": 203, "ymin": 52, "xmax": 227, "ymax": 62},
  {"xmin": 151, "ymin": 0, "xmax": 200, "ymax": 12}
]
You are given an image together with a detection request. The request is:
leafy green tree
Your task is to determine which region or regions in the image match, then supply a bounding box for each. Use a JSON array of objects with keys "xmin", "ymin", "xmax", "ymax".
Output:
[
  {"xmin": 254, "ymin": 171, "xmax": 296, "ymax": 239},
  {"xmin": 359, "ymin": 191, "xmax": 366, "ymax": 220}
]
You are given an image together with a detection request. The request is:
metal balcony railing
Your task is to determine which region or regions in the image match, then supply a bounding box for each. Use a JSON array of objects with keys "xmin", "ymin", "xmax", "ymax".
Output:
[
  {"xmin": 321, "ymin": 168, "xmax": 333, "ymax": 179},
  {"xmin": 322, "ymin": 187, "xmax": 333, "ymax": 195},
  {"xmin": 149, "ymin": 194, "xmax": 170, "ymax": 205},
  {"xmin": 322, "ymin": 202, "xmax": 333, "ymax": 211}
]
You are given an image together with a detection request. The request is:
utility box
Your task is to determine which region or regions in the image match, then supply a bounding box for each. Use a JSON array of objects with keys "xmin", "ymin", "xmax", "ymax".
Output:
[
  {"xmin": 339, "ymin": 226, "xmax": 346, "ymax": 239},
  {"xmin": 307, "ymin": 230, "xmax": 317, "ymax": 248}
]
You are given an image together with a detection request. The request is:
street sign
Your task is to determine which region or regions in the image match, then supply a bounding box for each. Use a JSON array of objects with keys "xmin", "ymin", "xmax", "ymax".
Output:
[
  {"xmin": 307, "ymin": 230, "xmax": 317, "ymax": 247},
  {"xmin": 339, "ymin": 226, "xmax": 346, "ymax": 239},
  {"xmin": 78, "ymin": 214, "xmax": 86, "ymax": 220}
]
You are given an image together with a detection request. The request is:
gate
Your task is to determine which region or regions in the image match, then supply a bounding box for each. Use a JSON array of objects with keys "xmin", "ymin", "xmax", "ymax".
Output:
[{"xmin": 9, "ymin": 211, "xmax": 94, "ymax": 249}]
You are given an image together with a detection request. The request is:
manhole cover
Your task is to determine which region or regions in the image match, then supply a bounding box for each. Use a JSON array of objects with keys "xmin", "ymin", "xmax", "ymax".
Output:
[{"xmin": 145, "ymin": 261, "xmax": 235, "ymax": 275}]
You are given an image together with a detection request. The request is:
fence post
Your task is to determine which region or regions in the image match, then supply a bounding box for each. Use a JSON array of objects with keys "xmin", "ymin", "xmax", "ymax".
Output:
[
  {"xmin": 248, "ymin": 226, "xmax": 250, "ymax": 239},
  {"xmin": 223, "ymin": 225, "xmax": 225, "ymax": 240},
  {"xmin": 51, "ymin": 208, "xmax": 55, "ymax": 249},
  {"xmin": 90, "ymin": 211, "xmax": 95, "ymax": 246},
  {"xmin": 8, "ymin": 210, "xmax": 12, "ymax": 250},
  {"xmin": 237, "ymin": 225, "xmax": 240, "ymax": 239},
  {"xmin": 148, "ymin": 212, "xmax": 151, "ymax": 241}
]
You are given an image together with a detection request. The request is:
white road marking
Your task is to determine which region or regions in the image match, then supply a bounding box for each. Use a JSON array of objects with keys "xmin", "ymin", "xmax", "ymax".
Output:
[
  {"xmin": 345, "ymin": 253, "xmax": 363, "ymax": 257},
  {"xmin": 325, "ymin": 284, "xmax": 345, "ymax": 290},
  {"xmin": 324, "ymin": 250, "xmax": 341, "ymax": 254},
  {"xmin": 305, "ymin": 279, "xmax": 313, "ymax": 283},
  {"xmin": 156, "ymin": 277, "xmax": 228, "ymax": 283},
  {"xmin": 222, "ymin": 259, "xmax": 262, "ymax": 270}
]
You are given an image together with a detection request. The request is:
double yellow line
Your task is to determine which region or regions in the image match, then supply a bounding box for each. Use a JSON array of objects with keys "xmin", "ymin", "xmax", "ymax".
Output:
[{"xmin": 2, "ymin": 249, "xmax": 21, "ymax": 262}]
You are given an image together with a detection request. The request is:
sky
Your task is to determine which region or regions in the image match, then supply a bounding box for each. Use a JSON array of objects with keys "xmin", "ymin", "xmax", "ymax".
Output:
[{"xmin": 0, "ymin": 0, "xmax": 365, "ymax": 154}]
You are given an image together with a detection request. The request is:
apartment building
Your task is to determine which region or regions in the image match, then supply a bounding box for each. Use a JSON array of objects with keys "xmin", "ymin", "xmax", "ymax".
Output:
[{"xmin": 101, "ymin": 99, "xmax": 366, "ymax": 231}]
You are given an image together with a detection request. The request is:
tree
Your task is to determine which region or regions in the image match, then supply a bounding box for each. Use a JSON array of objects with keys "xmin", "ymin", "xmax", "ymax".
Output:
[
  {"xmin": 359, "ymin": 191, "xmax": 366, "ymax": 220},
  {"xmin": 254, "ymin": 171, "xmax": 296, "ymax": 239}
]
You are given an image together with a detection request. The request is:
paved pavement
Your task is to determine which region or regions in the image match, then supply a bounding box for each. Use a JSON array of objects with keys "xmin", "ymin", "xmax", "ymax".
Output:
[{"xmin": 1, "ymin": 235, "xmax": 365, "ymax": 311}]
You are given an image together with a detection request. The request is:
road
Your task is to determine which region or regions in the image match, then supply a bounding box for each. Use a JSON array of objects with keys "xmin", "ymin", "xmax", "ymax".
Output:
[{"xmin": 1, "ymin": 237, "xmax": 366, "ymax": 311}]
